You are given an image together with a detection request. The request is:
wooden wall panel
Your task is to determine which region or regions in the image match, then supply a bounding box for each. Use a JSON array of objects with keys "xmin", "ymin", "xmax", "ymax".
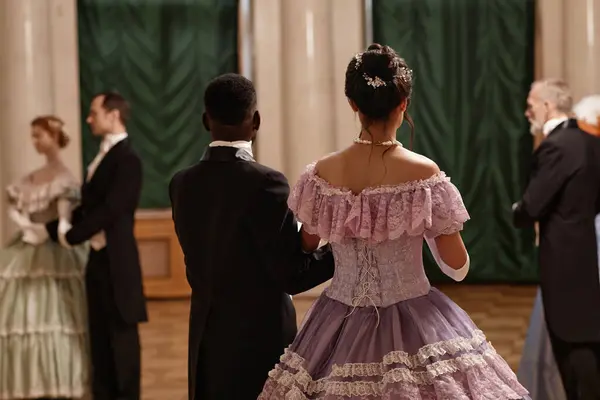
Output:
[{"xmin": 135, "ymin": 210, "xmax": 190, "ymax": 299}]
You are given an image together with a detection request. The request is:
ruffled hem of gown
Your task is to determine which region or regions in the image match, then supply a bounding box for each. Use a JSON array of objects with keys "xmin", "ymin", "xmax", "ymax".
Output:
[
  {"xmin": 259, "ymin": 289, "xmax": 529, "ymax": 399},
  {"xmin": 0, "ymin": 332, "xmax": 89, "ymax": 399},
  {"xmin": 0, "ymin": 238, "xmax": 89, "ymax": 399},
  {"xmin": 260, "ymin": 351, "xmax": 528, "ymax": 399}
]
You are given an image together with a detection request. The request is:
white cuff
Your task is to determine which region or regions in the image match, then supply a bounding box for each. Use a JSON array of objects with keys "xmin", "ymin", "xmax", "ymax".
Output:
[
  {"xmin": 21, "ymin": 224, "xmax": 49, "ymax": 245},
  {"xmin": 58, "ymin": 219, "xmax": 72, "ymax": 248},
  {"xmin": 426, "ymin": 237, "xmax": 470, "ymax": 282},
  {"xmin": 8, "ymin": 207, "xmax": 32, "ymax": 228},
  {"xmin": 439, "ymin": 254, "xmax": 470, "ymax": 282}
]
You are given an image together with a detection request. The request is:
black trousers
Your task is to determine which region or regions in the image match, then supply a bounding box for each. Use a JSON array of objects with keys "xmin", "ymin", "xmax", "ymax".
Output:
[
  {"xmin": 548, "ymin": 327, "xmax": 600, "ymax": 400},
  {"xmin": 86, "ymin": 250, "xmax": 141, "ymax": 400}
]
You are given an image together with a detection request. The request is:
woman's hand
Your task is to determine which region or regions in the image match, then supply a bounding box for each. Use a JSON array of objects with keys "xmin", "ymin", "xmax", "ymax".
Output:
[
  {"xmin": 8, "ymin": 207, "xmax": 32, "ymax": 229},
  {"xmin": 21, "ymin": 224, "xmax": 49, "ymax": 245},
  {"xmin": 301, "ymin": 228, "xmax": 321, "ymax": 252},
  {"xmin": 8, "ymin": 207, "xmax": 49, "ymax": 245},
  {"xmin": 57, "ymin": 218, "xmax": 73, "ymax": 248}
]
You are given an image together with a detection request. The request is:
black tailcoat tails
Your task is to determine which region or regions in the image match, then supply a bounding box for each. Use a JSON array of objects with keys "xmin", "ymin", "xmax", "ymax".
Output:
[
  {"xmin": 514, "ymin": 119, "xmax": 600, "ymax": 399},
  {"xmin": 47, "ymin": 139, "xmax": 147, "ymax": 400},
  {"xmin": 169, "ymin": 146, "xmax": 335, "ymax": 400}
]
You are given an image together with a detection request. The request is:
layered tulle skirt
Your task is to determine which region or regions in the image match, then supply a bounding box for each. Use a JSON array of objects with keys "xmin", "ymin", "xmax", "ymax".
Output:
[
  {"xmin": 0, "ymin": 238, "xmax": 89, "ymax": 399},
  {"xmin": 260, "ymin": 288, "xmax": 530, "ymax": 399}
]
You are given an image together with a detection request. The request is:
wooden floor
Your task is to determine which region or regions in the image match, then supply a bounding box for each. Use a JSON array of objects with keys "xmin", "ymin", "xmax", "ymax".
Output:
[{"xmin": 140, "ymin": 284, "xmax": 538, "ymax": 400}]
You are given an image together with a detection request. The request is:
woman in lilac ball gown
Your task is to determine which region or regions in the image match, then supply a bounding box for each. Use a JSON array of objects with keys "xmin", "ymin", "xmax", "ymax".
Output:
[{"xmin": 259, "ymin": 43, "xmax": 529, "ymax": 399}]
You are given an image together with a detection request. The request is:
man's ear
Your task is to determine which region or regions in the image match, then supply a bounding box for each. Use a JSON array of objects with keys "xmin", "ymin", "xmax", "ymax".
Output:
[
  {"xmin": 202, "ymin": 112, "xmax": 210, "ymax": 131},
  {"xmin": 111, "ymin": 109, "xmax": 122, "ymax": 125},
  {"xmin": 253, "ymin": 110, "xmax": 261, "ymax": 131},
  {"xmin": 543, "ymin": 100, "xmax": 552, "ymax": 112}
]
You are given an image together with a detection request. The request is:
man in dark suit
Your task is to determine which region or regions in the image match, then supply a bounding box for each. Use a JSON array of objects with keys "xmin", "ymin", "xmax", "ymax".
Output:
[
  {"xmin": 46, "ymin": 92, "xmax": 147, "ymax": 400},
  {"xmin": 514, "ymin": 79, "xmax": 600, "ymax": 399},
  {"xmin": 169, "ymin": 74, "xmax": 335, "ymax": 400}
]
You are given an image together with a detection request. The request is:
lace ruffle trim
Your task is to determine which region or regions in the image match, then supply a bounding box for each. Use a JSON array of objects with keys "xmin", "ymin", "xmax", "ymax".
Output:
[
  {"xmin": 303, "ymin": 162, "xmax": 450, "ymax": 197},
  {"xmin": 0, "ymin": 270, "xmax": 84, "ymax": 279},
  {"xmin": 281, "ymin": 329, "xmax": 487, "ymax": 376},
  {"xmin": 268, "ymin": 351, "xmax": 499, "ymax": 397},
  {"xmin": 7, "ymin": 177, "xmax": 80, "ymax": 214},
  {"xmin": 0, "ymin": 385, "xmax": 87, "ymax": 400},
  {"xmin": 288, "ymin": 163, "xmax": 470, "ymax": 244},
  {"xmin": 334, "ymin": 329, "xmax": 487, "ymax": 373},
  {"xmin": 0, "ymin": 324, "xmax": 86, "ymax": 336},
  {"xmin": 263, "ymin": 334, "xmax": 525, "ymax": 398}
]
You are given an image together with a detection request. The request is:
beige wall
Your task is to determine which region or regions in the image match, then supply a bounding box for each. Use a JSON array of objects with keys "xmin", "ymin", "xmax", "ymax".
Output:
[
  {"xmin": 252, "ymin": 0, "xmax": 364, "ymax": 184},
  {"xmin": 251, "ymin": 0, "xmax": 365, "ymax": 296},
  {"xmin": 1, "ymin": 0, "xmax": 599, "ymax": 246},
  {"xmin": 251, "ymin": 0, "xmax": 364, "ymax": 296},
  {"xmin": 0, "ymin": 0, "xmax": 81, "ymax": 243},
  {"xmin": 535, "ymin": 0, "xmax": 600, "ymax": 101}
]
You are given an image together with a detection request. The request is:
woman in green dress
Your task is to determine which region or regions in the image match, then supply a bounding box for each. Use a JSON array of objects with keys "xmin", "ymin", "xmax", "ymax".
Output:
[{"xmin": 0, "ymin": 116, "xmax": 89, "ymax": 400}]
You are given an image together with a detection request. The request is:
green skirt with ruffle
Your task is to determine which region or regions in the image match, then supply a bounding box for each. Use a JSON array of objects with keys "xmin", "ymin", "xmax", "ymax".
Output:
[{"xmin": 0, "ymin": 237, "xmax": 89, "ymax": 399}]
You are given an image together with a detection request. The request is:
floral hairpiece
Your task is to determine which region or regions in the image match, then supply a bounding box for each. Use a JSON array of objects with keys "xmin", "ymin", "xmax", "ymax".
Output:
[
  {"xmin": 354, "ymin": 52, "xmax": 363, "ymax": 69},
  {"xmin": 395, "ymin": 67, "xmax": 413, "ymax": 84},
  {"xmin": 363, "ymin": 73, "xmax": 386, "ymax": 89},
  {"xmin": 355, "ymin": 51, "xmax": 411, "ymax": 88}
]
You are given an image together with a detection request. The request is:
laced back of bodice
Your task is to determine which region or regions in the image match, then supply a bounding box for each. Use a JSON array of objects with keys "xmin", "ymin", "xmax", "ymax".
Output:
[
  {"xmin": 289, "ymin": 162, "xmax": 470, "ymax": 308},
  {"xmin": 328, "ymin": 236, "xmax": 431, "ymax": 308}
]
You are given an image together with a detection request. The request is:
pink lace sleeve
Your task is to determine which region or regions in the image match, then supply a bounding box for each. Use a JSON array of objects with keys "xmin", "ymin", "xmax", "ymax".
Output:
[
  {"xmin": 422, "ymin": 180, "xmax": 470, "ymax": 238},
  {"xmin": 288, "ymin": 163, "xmax": 470, "ymax": 244},
  {"xmin": 288, "ymin": 167, "xmax": 320, "ymax": 228},
  {"xmin": 287, "ymin": 165, "xmax": 344, "ymax": 240}
]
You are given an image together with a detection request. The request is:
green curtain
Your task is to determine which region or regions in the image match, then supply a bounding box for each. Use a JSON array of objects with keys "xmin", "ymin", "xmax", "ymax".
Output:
[
  {"xmin": 373, "ymin": 0, "xmax": 537, "ymax": 283},
  {"xmin": 77, "ymin": 0, "xmax": 239, "ymax": 208}
]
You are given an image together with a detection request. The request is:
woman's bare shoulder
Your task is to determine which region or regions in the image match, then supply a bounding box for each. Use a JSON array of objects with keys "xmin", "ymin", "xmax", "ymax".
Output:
[
  {"xmin": 314, "ymin": 150, "xmax": 347, "ymax": 176},
  {"xmin": 393, "ymin": 149, "xmax": 440, "ymax": 180}
]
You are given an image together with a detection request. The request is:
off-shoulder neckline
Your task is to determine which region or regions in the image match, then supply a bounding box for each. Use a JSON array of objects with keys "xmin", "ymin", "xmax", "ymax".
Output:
[
  {"xmin": 7, "ymin": 172, "xmax": 79, "ymax": 194},
  {"xmin": 303, "ymin": 162, "xmax": 451, "ymax": 197}
]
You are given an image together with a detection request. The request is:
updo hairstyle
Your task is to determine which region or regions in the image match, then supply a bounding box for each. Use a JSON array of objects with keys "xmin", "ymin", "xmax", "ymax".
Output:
[
  {"xmin": 344, "ymin": 43, "xmax": 415, "ymax": 147},
  {"xmin": 31, "ymin": 115, "xmax": 70, "ymax": 148}
]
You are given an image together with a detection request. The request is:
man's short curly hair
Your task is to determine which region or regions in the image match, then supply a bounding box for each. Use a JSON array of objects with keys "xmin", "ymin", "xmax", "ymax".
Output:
[{"xmin": 204, "ymin": 73, "xmax": 257, "ymax": 125}]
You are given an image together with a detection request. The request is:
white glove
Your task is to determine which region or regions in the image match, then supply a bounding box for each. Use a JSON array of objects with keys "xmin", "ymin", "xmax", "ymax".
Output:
[
  {"xmin": 8, "ymin": 207, "xmax": 32, "ymax": 229},
  {"xmin": 21, "ymin": 223, "xmax": 49, "ymax": 245},
  {"xmin": 58, "ymin": 218, "xmax": 73, "ymax": 248},
  {"xmin": 425, "ymin": 236, "xmax": 470, "ymax": 282}
]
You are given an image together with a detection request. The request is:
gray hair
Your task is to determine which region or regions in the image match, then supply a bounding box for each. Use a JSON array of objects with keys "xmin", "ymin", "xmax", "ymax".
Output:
[
  {"xmin": 573, "ymin": 95, "xmax": 600, "ymax": 125},
  {"xmin": 532, "ymin": 78, "xmax": 573, "ymax": 113}
]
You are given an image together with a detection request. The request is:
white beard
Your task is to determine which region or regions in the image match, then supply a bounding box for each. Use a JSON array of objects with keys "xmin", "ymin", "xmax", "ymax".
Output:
[{"xmin": 529, "ymin": 120, "xmax": 543, "ymax": 136}]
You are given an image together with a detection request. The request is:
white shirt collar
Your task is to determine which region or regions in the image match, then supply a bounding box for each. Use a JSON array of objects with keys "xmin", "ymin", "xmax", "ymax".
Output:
[
  {"xmin": 209, "ymin": 140, "xmax": 253, "ymax": 157},
  {"xmin": 543, "ymin": 117, "xmax": 568, "ymax": 136},
  {"xmin": 101, "ymin": 132, "xmax": 128, "ymax": 152}
]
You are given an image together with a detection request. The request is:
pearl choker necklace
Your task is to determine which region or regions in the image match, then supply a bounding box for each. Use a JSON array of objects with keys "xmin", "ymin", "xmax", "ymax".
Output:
[{"xmin": 353, "ymin": 137, "xmax": 402, "ymax": 146}]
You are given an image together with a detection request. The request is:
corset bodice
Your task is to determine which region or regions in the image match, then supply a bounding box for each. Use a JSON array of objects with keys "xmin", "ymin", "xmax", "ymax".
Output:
[
  {"xmin": 327, "ymin": 237, "xmax": 431, "ymax": 308},
  {"xmin": 6, "ymin": 171, "xmax": 80, "ymax": 222},
  {"xmin": 289, "ymin": 162, "xmax": 470, "ymax": 309}
]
